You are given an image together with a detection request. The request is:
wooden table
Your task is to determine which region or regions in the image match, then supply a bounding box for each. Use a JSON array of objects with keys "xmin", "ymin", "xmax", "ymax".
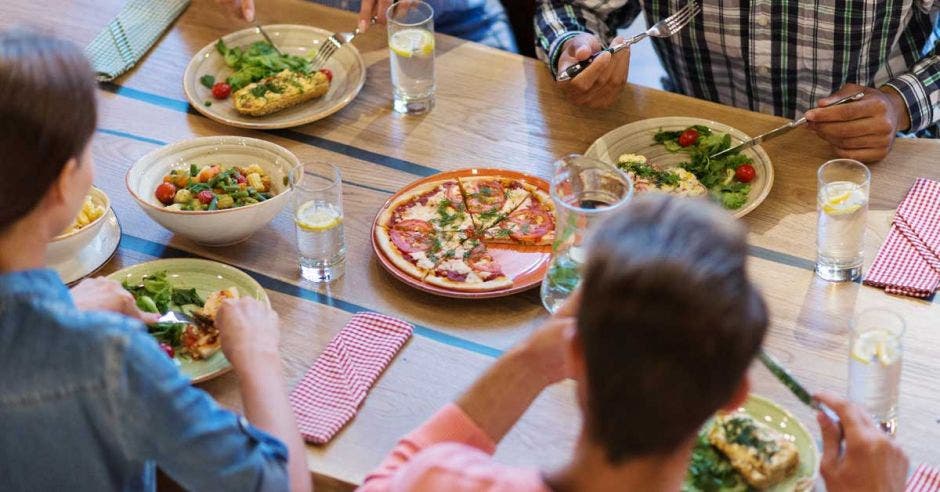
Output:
[{"xmin": 6, "ymin": 1, "xmax": 939, "ymax": 488}]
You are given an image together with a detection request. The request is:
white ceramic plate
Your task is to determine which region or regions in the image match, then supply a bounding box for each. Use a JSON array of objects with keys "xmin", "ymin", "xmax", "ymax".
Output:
[
  {"xmin": 183, "ymin": 24, "xmax": 366, "ymax": 129},
  {"xmin": 51, "ymin": 209, "xmax": 121, "ymax": 285},
  {"xmin": 585, "ymin": 117, "xmax": 774, "ymax": 218}
]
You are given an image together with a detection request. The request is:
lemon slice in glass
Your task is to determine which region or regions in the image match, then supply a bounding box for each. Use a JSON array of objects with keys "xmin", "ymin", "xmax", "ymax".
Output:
[
  {"xmin": 851, "ymin": 330, "xmax": 899, "ymax": 366},
  {"xmin": 390, "ymin": 28, "xmax": 434, "ymax": 58},
  {"xmin": 822, "ymin": 186, "xmax": 864, "ymax": 216},
  {"xmin": 296, "ymin": 201, "xmax": 342, "ymax": 232}
]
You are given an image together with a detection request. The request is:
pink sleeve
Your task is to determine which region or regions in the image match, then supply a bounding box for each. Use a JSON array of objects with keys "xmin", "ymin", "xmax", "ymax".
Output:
[{"xmin": 358, "ymin": 404, "xmax": 547, "ymax": 492}]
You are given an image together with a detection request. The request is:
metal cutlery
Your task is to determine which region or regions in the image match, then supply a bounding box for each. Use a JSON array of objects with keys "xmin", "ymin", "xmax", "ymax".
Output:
[
  {"xmin": 710, "ymin": 92, "xmax": 866, "ymax": 159},
  {"xmin": 157, "ymin": 310, "xmax": 195, "ymax": 325},
  {"xmin": 310, "ymin": 16, "xmax": 377, "ymax": 71},
  {"xmin": 255, "ymin": 23, "xmax": 285, "ymax": 56},
  {"xmin": 556, "ymin": 0, "xmax": 701, "ymax": 82}
]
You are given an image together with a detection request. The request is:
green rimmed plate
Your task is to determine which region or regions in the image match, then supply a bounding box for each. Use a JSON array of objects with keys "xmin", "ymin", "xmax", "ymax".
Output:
[
  {"xmin": 685, "ymin": 394, "xmax": 820, "ymax": 491},
  {"xmin": 108, "ymin": 258, "xmax": 270, "ymax": 384}
]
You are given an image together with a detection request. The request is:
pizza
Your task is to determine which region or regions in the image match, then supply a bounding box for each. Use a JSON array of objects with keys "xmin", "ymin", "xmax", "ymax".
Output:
[{"xmin": 375, "ymin": 173, "xmax": 555, "ymax": 292}]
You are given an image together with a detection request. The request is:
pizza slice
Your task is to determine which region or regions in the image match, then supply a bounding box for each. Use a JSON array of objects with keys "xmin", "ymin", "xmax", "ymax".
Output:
[
  {"xmin": 375, "ymin": 219, "xmax": 441, "ymax": 280},
  {"xmin": 424, "ymin": 236, "xmax": 513, "ymax": 291},
  {"xmin": 377, "ymin": 179, "xmax": 474, "ymax": 233},
  {"xmin": 457, "ymin": 176, "xmax": 535, "ymax": 231},
  {"xmin": 481, "ymin": 188, "xmax": 556, "ymax": 246},
  {"xmin": 181, "ymin": 287, "xmax": 238, "ymax": 360}
]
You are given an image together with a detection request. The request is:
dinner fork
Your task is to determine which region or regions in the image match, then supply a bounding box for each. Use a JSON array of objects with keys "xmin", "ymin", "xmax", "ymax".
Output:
[
  {"xmin": 157, "ymin": 310, "xmax": 195, "ymax": 325},
  {"xmin": 556, "ymin": 0, "xmax": 701, "ymax": 82},
  {"xmin": 309, "ymin": 16, "xmax": 377, "ymax": 71}
]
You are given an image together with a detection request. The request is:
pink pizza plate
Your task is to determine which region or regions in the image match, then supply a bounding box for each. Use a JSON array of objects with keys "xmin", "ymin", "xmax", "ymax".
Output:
[{"xmin": 371, "ymin": 168, "xmax": 552, "ymax": 299}]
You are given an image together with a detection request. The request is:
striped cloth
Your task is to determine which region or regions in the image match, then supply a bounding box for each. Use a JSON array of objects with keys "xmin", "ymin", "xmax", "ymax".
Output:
[
  {"xmin": 908, "ymin": 464, "xmax": 940, "ymax": 492},
  {"xmin": 289, "ymin": 312, "xmax": 413, "ymax": 444},
  {"xmin": 864, "ymin": 178, "xmax": 940, "ymax": 298},
  {"xmin": 85, "ymin": 0, "xmax": 190, "ymax": 81}
]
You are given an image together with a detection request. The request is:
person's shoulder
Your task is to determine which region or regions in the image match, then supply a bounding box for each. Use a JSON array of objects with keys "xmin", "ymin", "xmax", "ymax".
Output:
[{"xmin": 396, "ymin": 442, "xmax": 548, "ymax": 491}]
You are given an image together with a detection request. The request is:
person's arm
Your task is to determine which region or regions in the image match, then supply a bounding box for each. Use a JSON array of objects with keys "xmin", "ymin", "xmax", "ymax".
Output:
[{"xmin": 534, "ymin": 0, "xmax": 638, "ymax": 74}]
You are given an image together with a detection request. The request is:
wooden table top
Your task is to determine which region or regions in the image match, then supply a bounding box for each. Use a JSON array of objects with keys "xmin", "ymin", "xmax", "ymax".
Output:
[{"xmin": 6, "ymin": 0, "xmax": 939, "ymax": 488}]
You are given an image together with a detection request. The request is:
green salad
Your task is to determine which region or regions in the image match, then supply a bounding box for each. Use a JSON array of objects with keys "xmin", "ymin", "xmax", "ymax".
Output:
[
  {"xmin": 683, "ymin": 428, "xmax": 755, "ymax": 492},
  {"xmin": 207, "ymin": 39, "xmax": 313, "ymax": 92},
  {"xmin": 122, "ymin": 271, "xmax": 204, "ymax": 355},
  {"xmin": 653, "ymin": 126, "xmax": 757, "ymax": 210}
]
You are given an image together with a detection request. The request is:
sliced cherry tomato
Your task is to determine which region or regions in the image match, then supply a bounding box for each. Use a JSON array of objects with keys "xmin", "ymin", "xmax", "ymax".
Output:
[
  {"xmin": 155, "ymin": 182, "xmax": 177, "ymax": 205},
  {"xmin": 211, "ymin": 82, "xmax": 231, "ymax": 99},
  {"xmin": 467, "ymin": 246, "xmax": 503, "ymax": 275},
  {"xmin": 197, "ymin": 190, "xmax": 215, "ymax": 205},
  {"xmin": 235, "ymin": 173, "xmax": 247, "ymax": 184},
  {"xmin": 507, "ymin": 207, "xmax": 553, "ymax": 242},
  {"xmin": 734, "ymin": 164, "xmax": 756, "ymax": 183},
  {"xmin": 319, "ymin": 68, "xmax": 333, "ymax": 82},
  {"xmin": 465, "ymin": 180, "xmax": 506, "ymax": 214},
  {"xmin": 678, "ymin": 128, "xmax": 699, "ymax": 147},
  {"xmin": 389, "ymin": 220, "xmax": 434, "ymax": 254},
  {"xmin": 158, "ymin": 342, "xmax": 175, "ymax": 358}
]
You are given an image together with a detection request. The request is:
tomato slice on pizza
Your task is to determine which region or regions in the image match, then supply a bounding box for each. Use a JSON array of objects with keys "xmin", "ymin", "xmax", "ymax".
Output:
[
  {"xmin": 378, "ymin": 179, "xmax": 473, "ymax": 232},
  {"xmin": 481, "ymin": 189, "xmax": 556, "ymax": 246},
  {"xmin": 458, "ymin": 177, "xmax": 534, "ymax": 231},
  {"xmin": 376, "ymin": 219, "xmax": 439, "ymax": 280},
  {"xmin": 424, "ymin": 239, "xmax": 512, "ymax": 291}
]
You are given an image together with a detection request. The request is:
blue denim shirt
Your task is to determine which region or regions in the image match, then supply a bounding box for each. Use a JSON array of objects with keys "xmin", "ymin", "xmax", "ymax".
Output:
[{"xmin": 0, "ymin": 270, "xmax": 289, "ymax": 491}]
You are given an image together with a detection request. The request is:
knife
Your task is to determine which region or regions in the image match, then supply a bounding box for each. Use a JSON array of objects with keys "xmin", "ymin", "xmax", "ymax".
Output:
[
  {"xmin": 758, "ymin": 350, "xmax": 845, "ymax": 447},
  {"xmin": 710, "ymin": 92, "xmax": 866, "ymax": 159}
]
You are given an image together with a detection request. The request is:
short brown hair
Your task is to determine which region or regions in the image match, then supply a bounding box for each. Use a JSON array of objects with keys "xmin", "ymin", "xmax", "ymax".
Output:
[
  {"xmin": 578, "ymin": 194, "xmax": 767, "ymax": 463},
  {"xmin": 0, "ymin": 29, "xmax": 97, "ymax": 230}
]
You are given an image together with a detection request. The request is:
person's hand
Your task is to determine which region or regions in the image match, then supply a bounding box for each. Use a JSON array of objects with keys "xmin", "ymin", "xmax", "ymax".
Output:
[
  {"xmin": 804, "ymin": 84, "xmax": 911, "ymax": 163},
  {"xmin": 215, "ymin": 0, "xmax": 254, "ymax": 22},
  {"xmin": 216, "ymin": 297, "xmax": 281, "ymax": 370},
  {"xmin": 815, "ymin": 392, "xmax": 909, "ymax": 492},
  {"xmin": 70, "ymin": 277, "xmax": 161, "ymax": 324},
  {"xmin": 515, "ymin": 290, "xmax": 581, "ymax": 386},
  {"xmin": 557, "ymin": 33, "xmax": 630, "ymax": 109}
]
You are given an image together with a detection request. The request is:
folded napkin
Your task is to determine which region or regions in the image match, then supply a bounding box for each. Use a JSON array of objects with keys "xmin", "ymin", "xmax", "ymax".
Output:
[
  {"xmin": 907, "ymin": 463, "xmax": 940, "ymax": 492},
  {"xmin": 864, "ymin": 179, "xmax": 940, "ymax": 298},
  {"xmin": 85, "ymin": 0, "xmax": 191, "ymax": 81},
  {"xmin": 290, "ymin": 312, "xmax": 413, "ymax": 444}
]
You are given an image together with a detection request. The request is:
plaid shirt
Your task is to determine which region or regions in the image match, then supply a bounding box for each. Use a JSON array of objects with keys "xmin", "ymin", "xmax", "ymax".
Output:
[{"xmin": 535, "ymin": 0, "xmax": 940, "ymax": 133}]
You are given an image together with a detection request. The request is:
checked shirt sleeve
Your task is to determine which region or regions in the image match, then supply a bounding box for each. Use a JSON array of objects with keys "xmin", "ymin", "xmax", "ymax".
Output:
[
  {"xmin": 884, "ymin": 6, "xmax": 940, "ymax": 132},
  {"xmin": 534, "ymin": 0, "xmax": 640, "ymax": 75}
]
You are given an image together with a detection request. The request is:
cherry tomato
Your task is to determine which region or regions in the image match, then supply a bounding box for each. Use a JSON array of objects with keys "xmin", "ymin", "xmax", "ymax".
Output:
[
  {"xmin": 211, "ymin": 82, "xmax": 231, "ymax": 99},
  {"xmin": 158, "ymin": 342, "xmax": 175, "ymax": 358},
  {"xmin": 734, "ymin": 164, "xmax": 756, "ymax": 183},
  {"xmin": 197, "ymin": 190, "xmax": 215, "ymax": 205},
  {"xmin": 319, "ymin": 68, "xmax": 333, "ymax": 82},
  {"xmin": 389, "ymin": 220, "xmax": 434, "ymax": 254},
  {"xmin": 235, "ymin": 173, "xmax": 247, "ymax": 184},
  {"xmin": 155, "ymin": 183, "xmax": 177, "ymax": 205},
  {"xmin": 465, "ymin": 180, "xmax": 506, "ymax": 215},
  {"xmin": 507, "ymin": 207, "xmax": 553, "ymax": 243},
  {"xmin": 678, "ymin": 128, "xmax": 699, "ymax": 147}
]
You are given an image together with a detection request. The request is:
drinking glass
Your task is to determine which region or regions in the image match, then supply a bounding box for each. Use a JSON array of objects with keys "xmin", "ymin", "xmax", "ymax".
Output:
[
  {"xmin": 289, "ymin": 162, "xmax": 346, "ymax": 282},
  {"xmin": 816, "ymin": 159, "xmax": 870, "ymax": 282},
  {"xmin": 848, "ymin": 309, "xmax": 904, "ymax": 435},
  {"xmin": 387, "ymin": 1, "xmax": 435, "ymax": 114},
  {"xmin": 540, "ymin": 155, "xmax": 634, "ymax": 313}
]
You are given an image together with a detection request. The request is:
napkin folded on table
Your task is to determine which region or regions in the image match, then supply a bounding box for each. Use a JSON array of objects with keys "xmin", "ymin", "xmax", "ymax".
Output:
[
  {"xmin": 908, "ymin": 463, "xmax": 940, "ymax": 492},
  {"xmin": 864, "ymin": 178, "xmax": 940, "ymax": 299},
  {"xmin": 289, "ymin": 312, "xmax": 413, "ymax": 444},
  {"xmin": 85, "ymin": 0, "xmax": 191, "ymax": 81}
]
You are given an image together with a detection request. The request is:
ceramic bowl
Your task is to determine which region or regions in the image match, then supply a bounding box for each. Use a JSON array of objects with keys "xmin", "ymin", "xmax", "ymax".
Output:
[{"xmin": 46, "ymin": 187, "xmax": 111, "ymax": 264}]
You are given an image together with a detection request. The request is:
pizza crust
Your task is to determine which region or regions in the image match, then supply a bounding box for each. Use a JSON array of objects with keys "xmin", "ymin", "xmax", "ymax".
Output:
[
  {"xmin": 375, "ymin": 226, "xmax": 431, "ymax": 280},
  {"xmin": 424, "ymin": 272, "xmax": 513, "ymax": 291}
]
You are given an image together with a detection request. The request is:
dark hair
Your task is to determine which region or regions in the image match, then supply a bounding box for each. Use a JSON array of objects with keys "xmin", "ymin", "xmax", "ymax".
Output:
[
  {"xmin": 0, "ymin": 29, "xmax": 97, "ymax": 230},
  {"xmin": 577, "ymin": 194, "xmax": 768, "ymax": 463}
]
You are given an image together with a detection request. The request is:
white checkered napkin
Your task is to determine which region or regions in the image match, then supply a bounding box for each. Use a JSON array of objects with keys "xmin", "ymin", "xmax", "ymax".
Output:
[
  {"xmin": 85, "ymin": 0, "xmax": 190, "ymax": 81},
  {"xmin": 895, "ymin": 178, "xmax": 940, "ymax": 263},
  {"xmin": 864, "ymin": 224, "xmax": 940, "ymax": 298},
  {"xmin": 289, "ymin": 312, "xmax": 413, "ymax": 444},
  {"xmin": 908, "ymin": 464, "xmax": 940, "ymax": 492}
]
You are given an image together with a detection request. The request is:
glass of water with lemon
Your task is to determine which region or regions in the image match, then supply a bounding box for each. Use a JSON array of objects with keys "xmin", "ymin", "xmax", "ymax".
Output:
[
  {"xmin": 289, "ymin": 162, "xmax": 345, "ymax": 283},
  {"xmin": 816, "ymin": 159, "xmax": 870, "ymax": 281},
  {"xmin": 848, "ymin": 309, "xmax": 904, "ymax": 435},
  {"xmin": 387, "ymin": 1, "xmax": 435, "ymax": 114}
]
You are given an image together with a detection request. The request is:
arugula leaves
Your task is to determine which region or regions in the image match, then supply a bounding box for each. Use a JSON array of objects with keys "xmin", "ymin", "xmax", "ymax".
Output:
[
  {"xmin": 684, "ymin": 431, "xmax": 753, "ymax": 492},
  {"xmin": 215, "ymin": 39, "xmax": 312, "ymax": 91},
  {"xmin": 122, "ymin": 271, "xmax": 204, "ymax": 315}
]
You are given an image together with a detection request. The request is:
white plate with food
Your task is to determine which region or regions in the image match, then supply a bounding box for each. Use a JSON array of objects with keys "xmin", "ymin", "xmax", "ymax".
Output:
[
  {"xmin": 183, "ymin": 24, "xmax": 366, "ymax": 129},
  {"xmin": 47, "ymin": 188, "xmax": 121, "ymax": 285},
  {"xmin": 585, "ymin": 117, "xmax": 774, "ymax": 218}
]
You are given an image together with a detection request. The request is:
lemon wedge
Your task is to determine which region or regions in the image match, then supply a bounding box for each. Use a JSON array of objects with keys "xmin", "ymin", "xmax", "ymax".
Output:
[
  {"xmin": 296, "ymin": 201, "xmax": 342, "ymax": 232},
  {"xmin": 389, "ymin": 28, "xmax": 434, "ymax": 58},
  {"xmin": 852, "ymin": 330, "xmax": 900, "ymax": 366},
  {"xmin": 821, "ymin": 185, "xmax": 864, "ymax": 216}
]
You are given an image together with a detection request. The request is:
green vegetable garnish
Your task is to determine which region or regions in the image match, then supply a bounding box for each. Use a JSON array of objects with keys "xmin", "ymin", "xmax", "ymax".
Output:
[
  {"xmin": 215, "ymin": 38, "xmax": 312, "ymax": 91},
  {"xmin": 683, "ymin": 430, "xmax": 753, "ymax": 492},
  {"xmin": 199, "ymin": 74, "xmax": 215, "ymax": 89}
]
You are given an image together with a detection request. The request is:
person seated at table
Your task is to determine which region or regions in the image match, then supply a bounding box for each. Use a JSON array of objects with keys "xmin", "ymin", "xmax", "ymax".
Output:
[
  {"xmin": 0, "ymin": 29, "xmax": 310, "ymax": 492},
  {"xmin": 216, "ymin": 0, "xmax": 519, "ymax": 52},
  {"xmin": 534, "ymin": 0, "xmax": 940, "ymax": 162},
  {"xmin": 358, "ymin": 194, "xmax": 909, "ymax": 492}
]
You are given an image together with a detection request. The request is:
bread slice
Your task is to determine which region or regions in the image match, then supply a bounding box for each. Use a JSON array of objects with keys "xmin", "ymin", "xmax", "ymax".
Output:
[{"xmin": 233, "ymin": 69, "xmax": 329, "ymax": 116}]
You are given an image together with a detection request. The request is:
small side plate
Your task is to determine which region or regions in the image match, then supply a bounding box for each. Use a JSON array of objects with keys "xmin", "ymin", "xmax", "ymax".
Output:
[{"xmin": 52, "ymin": 209, "xmax": 121, "ymax": 285}]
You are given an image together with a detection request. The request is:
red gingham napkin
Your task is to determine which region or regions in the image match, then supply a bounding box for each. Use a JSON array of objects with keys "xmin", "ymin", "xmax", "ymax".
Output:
[
  {"xmin": 907, "ymin": 463, "xmax": 940, "ymax": 492},
  {"xmin": 290, "ymin": 312, "xmax": 413, "ymax": 444},
  {"xmin": 864, "ymin": 179, "xmax": 940, "ymax": 298}
]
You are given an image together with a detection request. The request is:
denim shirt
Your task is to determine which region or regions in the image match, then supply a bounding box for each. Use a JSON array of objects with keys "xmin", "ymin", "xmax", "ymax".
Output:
[{"xmin": 0, "ymin": 270, "xmax": 289, "ymax": 491}]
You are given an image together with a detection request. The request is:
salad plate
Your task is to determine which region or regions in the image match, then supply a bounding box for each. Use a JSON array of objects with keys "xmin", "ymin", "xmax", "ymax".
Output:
[
  {"xmin": 51, "ymin": 208, "xmax": 121, "ymax": 285},
  {"xmin": 107, "ymin": 258, "xmax": 270, "ymax": 384},
  {"xmin": 585, "ymin": 117, "xmax": 774, "ymax": 218},
  {"xmin": 183, "ymin": 24, "xmax": 366, "ymax": 129}
]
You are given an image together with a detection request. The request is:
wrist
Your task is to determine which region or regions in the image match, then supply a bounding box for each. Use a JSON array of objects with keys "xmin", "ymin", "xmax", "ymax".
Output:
[
  {"xmin": 508, "ymin": 342, "xmax": 559, "ymax": 390},
  {"xmin": 880, "ymin": 85, "xmax": 911, "ymax": 132}
]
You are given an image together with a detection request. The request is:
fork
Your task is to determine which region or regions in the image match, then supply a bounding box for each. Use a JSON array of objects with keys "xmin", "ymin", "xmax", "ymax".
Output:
[
  {"xmin": 556, "ymin": 0, "xmax": 701, "ymax": 82},
  {"xmin": 310, "ymin": 16, "xmax": 377, "ymax": 71}
]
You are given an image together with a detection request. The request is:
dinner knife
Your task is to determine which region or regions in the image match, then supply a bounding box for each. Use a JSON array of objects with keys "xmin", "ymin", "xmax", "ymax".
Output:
[
  {"xmin": 710, "ymin": 92, "xmax": 865, "ymax": 160},
  {"xmin": 758, "ymin": 350, "xmax": 845, "ymax": 445}
]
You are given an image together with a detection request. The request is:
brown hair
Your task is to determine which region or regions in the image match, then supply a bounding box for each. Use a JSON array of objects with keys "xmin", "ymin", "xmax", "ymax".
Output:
[
  {"xmin": 577, "ymin": 194, "xmax": 768, "ymax": 463},
  {"xmin": 0, "ymin": 29, "xmax": 97, "ymax": 230}
]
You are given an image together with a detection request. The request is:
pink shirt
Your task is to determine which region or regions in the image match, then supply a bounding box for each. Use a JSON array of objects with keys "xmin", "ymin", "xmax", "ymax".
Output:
[{"xmin": 358, "ymin": 404, "xmax": 551, "ymax": 492}]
